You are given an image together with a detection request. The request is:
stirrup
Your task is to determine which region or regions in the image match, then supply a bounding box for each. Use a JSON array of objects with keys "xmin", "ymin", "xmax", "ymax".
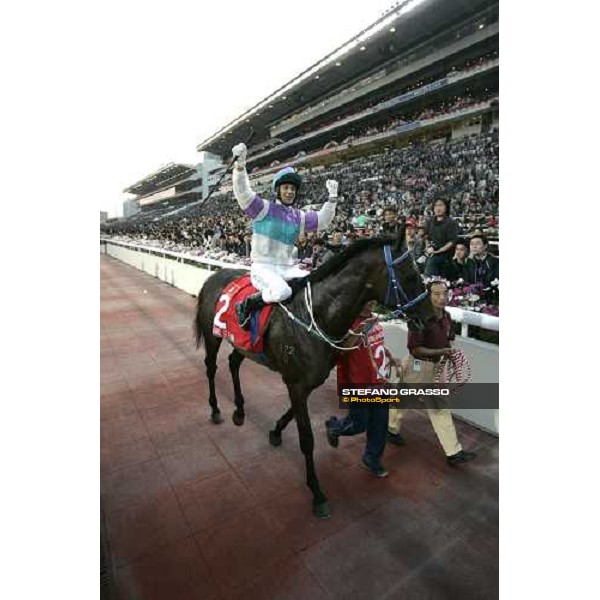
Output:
[
  {"xmin": 236, "ymin": 293, "xmax": 263, "ymax": 330},
  {"xmin": 236, "ymin": 301, "xmax": 251, "ymax": 329}
]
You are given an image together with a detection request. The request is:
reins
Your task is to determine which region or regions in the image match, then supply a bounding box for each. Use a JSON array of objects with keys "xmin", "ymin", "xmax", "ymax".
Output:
[{"xmin": 277, "ymin": 244, "xmax": 429, "ymax": 352}]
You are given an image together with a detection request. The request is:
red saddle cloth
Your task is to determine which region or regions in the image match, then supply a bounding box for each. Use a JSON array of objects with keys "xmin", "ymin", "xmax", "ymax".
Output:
[{"xmin": 212, "ymin": 274, "xmax": 274, "ymax": 353}]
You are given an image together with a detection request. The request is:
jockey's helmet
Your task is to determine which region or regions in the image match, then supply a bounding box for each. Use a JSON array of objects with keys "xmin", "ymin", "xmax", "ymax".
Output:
[{"xmin": 272, "ymin": 167, "xmax": 302, "ymax": 201}]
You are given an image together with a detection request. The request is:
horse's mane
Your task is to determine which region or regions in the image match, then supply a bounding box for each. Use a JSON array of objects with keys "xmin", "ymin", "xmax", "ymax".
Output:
[{"xmin": 290, "ymin": 235, "xmax": 400, "ymax": 293}]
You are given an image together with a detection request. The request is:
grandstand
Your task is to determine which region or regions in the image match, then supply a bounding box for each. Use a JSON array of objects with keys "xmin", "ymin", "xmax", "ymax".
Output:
[
  {"xmin": 103, "ymin": 0, "xmax": 499, "ymax": 256},
  {"xmin": 122, "ymin": 162, "xmax": 200, "ymax": 219},
  {"xmin": 197, "ymin": 0, "xmax": 498, "ymax": 175},
  {"xmin": 189, "ymin": 0, "xmax": 498, "ymax": 212}
]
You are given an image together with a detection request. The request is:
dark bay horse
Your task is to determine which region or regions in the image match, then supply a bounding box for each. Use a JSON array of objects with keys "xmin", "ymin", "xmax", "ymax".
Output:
[{"xmin": 194, "ymin": 234, "xmax": 434, "ymax": 518}]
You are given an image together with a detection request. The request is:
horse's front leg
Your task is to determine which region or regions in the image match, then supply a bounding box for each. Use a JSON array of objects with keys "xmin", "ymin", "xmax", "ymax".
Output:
[
  {"xmin": 288, "ymin": 383, "xmax": 330, "ymax": 519},
  {"xmin": 269, "ymin": 407, "xmax": 294, "ymax": 447}
]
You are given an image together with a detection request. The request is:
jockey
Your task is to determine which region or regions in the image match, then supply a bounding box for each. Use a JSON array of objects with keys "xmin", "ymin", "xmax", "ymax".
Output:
[{"xmin": 231, "ymin": 142, "xmax": 339, "ymax": 327}]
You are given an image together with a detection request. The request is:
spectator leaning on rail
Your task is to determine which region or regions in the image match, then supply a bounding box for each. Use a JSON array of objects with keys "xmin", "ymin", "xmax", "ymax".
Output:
[
  {"xmin": 424, "ymin": 198, "xmax": 459, "ymax": 279},
  {"xmin": 295, "ymin": 232, "xmax": 312, "ymax": 261},
  {"xmin": 320, "ymin": 230, "xmax": 345, "ymax": 264},
  {"xmin": 463, "ymin": 234, "xmax": 499, "ymax": 287},
  {"xmin": 448, "ymin": 238, "xmax": 469, "ymax": 282},
  {"xmin": 231, "ymin": 142, "xmax": 339, "ymax": 327}
]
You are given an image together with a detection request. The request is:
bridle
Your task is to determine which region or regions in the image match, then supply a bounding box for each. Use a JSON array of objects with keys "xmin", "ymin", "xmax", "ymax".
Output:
[
  {"xmin": 383, "ymin": 244, "xmax": 429, "ymax": 319},
  {"xmin": 277, "ymin": 243, "xmax": 430, "ymax": 350}
]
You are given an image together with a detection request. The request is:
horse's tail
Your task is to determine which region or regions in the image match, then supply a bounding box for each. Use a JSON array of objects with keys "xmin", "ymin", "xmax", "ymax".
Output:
[{"xmin": 194, "ymin": 286, "xmax": 206, "ymax": 349}]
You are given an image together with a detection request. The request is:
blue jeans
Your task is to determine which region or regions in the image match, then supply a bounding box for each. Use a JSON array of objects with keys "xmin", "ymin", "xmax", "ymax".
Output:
[
  {"xmin": 329, "ymin": 405, "xmax": 389, "ymax": 466},
  {"xmin": 425, "ymin": 253, "xmax": 450, "ymax": 277}
]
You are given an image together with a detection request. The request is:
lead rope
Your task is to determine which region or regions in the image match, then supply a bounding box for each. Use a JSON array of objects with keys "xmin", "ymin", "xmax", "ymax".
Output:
[
  {"xmin": 435, "ymin": 349, "xmax": 472, "ymax": 389},
  {"xmin": 276, "ymin": 286, "xmax": 364, "ymax": 351},
  {"xmin": 304, "ymin": 282, "xmax": 358, "ymax": 344}
]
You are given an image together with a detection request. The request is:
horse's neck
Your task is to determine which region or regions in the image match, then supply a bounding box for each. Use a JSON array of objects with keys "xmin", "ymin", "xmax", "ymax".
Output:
[{"xmin": 306, "ymin": 260, "xmax": 374, "ymax": 340}]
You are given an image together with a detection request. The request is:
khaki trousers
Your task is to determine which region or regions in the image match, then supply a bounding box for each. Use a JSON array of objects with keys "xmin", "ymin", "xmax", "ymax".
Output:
[{"xmin": 388, "ymin": 357, "xmax": 462, "ymax": 457}]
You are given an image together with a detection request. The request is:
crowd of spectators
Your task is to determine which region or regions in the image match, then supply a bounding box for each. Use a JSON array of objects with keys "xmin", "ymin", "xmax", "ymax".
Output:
[
  {"xmin": 299, "ymin": 129, "xmax": 499, "ymax": 218},
  {"xmin": 261, "ymin": 92, "xmax": 498, "ymax": 171},
  {"xmin": 103, "ymin": 131, "xmax": 499, "ymax": 316},
  {"xmin": 278, "ymin": 38, "xmax": 497, "ymax": 133},
  {"xmin": 103, "ymin": 132, "xmax": 498, "ymax": 244},
  {"xmin": 254, "ymin": 50, "xmax": 498, "ymax": 161},
  {"xmin": 256, "ymin": 88, "xmax": 497, "ymax": 171},
  {"xmin": 339, "ymin": 92, "xmax": 497, "ymax": 142}
]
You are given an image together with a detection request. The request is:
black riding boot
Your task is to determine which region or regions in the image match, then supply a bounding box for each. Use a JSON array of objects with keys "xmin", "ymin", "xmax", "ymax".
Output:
[{"xmin": 236, "ymin": 292, "xmax": 266, "ymax": 330}]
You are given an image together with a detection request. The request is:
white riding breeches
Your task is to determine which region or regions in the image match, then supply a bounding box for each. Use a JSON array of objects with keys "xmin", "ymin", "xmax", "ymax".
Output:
[{"xmin": 250, "ymin": 262, "xmax": 309, "ymax": 303}]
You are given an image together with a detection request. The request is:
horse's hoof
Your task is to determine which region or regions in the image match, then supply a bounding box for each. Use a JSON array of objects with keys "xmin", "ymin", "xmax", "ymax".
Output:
[
  {"xmin": 232, "ymin": 410, "xmax": 245, "ymax": 426},
  {"xmin": 211, "ymin": 412, "xmax": 223, "ymax": 424},
  {"xmin": 269, "ymin": 431, "xmax": 282, "ymax": 447},
  {"xmin": 313, "ymin": 501, "xmax": 331, "ymax": 519}
]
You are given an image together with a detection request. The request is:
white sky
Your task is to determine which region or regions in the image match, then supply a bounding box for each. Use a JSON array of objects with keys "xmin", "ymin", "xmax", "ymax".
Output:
[{"xmin": 97, "ymin": 0, "xmax": 396, "ymax": 216}]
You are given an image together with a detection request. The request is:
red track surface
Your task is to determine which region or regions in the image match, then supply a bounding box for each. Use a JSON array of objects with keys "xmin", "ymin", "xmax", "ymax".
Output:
[{"xmin": 101, "ymin": 255, "xmax": 499, "ymax": 600}]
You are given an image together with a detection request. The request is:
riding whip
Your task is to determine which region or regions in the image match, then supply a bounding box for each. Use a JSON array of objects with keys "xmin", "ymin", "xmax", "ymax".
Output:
[{"xmin": 200, "ymin": 128, "xmax": 255, "ymax": 207}]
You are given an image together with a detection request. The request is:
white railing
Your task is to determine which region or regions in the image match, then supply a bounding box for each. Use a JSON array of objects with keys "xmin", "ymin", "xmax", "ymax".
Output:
[
  {"xmin": 446, "ymin": 306, "xmax": 499, "ymax": 335},
  {"xmin": 382, "ymin": 306, "xmax": 498, "ymax": 338},
  {"xmin": 101, "ymin": 237, "xmax": 250, "ymax": 270}
]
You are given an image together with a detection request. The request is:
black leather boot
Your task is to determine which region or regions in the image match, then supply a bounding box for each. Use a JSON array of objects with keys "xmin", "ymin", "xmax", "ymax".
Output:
[{"xmin": 236, "ymin": 292, "xmax": 265, "ymax": 330}]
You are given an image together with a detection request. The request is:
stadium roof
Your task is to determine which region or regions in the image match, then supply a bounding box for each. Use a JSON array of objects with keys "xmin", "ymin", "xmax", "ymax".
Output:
[
  {"xmin": 124, "ymin": 163, "xmax": 196, "ymax": 196},
  {"xmin": 196, "ymin": 0, "xmax": 498, "ymax": 156}
]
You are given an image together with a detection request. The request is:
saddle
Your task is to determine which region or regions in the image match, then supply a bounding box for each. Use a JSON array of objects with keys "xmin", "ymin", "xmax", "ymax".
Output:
[{"xmin": 212, "ymin": 274, "xmax": 274, "ymax": 353}]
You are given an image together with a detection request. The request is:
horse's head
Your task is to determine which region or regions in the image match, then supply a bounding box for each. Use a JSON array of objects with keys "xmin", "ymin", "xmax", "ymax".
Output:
[
  {"xmin": 299, "ymin": 234, "xmax": 434, "ymax": 334},
  {"xmin": 369, "ymin": 231, "xmax": 434, "ymax": 330}
]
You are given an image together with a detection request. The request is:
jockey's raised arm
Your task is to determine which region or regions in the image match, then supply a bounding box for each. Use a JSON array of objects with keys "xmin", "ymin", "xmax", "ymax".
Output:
[
  {"xmin": 232, "ymin": 143, "xmax": 269, "ymax": 219},
  {"xmin": 231, "ymin": 143, "xmax": 338, "ymax": 229},
  {"xmin": 304, "ymin": 180, "xmax": 338, "ymax": 232}
]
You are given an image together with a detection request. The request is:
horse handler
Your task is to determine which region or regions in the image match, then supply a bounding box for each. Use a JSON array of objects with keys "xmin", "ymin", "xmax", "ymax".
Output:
[
  {"xmin": 387, "ymin": 280, "xmax": 476, "ymax": 466},
  {"xmin": 325, "ymin": 300, "xmax": 397, "ymax": 478}
]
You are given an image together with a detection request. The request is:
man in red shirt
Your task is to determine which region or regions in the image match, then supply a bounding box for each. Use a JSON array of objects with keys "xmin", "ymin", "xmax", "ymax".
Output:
[{"xmin": 325, "ymin": 300, "xmax": 395, "ymax": 478}]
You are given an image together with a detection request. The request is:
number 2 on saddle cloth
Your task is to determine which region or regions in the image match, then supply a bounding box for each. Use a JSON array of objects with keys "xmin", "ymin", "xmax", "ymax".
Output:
[{"xmin": 212, "ymin": 274, "xmax": 274, "ymax": 353}]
